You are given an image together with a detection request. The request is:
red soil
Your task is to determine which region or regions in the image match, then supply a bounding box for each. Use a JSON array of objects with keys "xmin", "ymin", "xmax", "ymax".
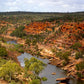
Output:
[{"xmin": 24, "ymin": 21, "xmax": 53, "ymax": 34}]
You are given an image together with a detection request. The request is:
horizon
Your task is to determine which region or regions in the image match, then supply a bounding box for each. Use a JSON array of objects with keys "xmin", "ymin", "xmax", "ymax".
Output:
[
  {"xmin": 0, "ymin": 0, "xmax": 84, "ymax": 12},
  {"xmin": 0, "ymin": 11, "xmax": 84, "ymax": 13}
]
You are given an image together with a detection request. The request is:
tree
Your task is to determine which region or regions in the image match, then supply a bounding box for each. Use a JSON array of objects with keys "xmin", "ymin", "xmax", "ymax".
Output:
[
  {"xmin": 24, "ymin": 57, "xmax": 46, "ymax": 78},
  {"xmin": 29, "ymin": 79, "xmax": 41, "ymax": 84},
  {"xmin": 29, "ymin": 62, "xmax": 43, "ymax": 75},
  {"xmin": 0, "ymin": 60, "xmax": 21, "ymax": 82}
]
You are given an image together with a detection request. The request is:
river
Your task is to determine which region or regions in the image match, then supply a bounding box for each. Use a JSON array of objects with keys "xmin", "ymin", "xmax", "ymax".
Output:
[
  {"xmin": 7, "ymin": 41, "xmax": 84, "ymax": 84},
  {"xmin": 7, "ymin": 40, "xmax": 17, "ymax": 44},
  {"xmin": 17, "ymin": 52, "xmax": 77, "ymax": 84}
]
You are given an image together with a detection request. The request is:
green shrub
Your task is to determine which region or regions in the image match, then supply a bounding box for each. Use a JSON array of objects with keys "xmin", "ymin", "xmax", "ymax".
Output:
[
  {"xmin": 24, "ymin": 57, "xmax": 46, "ymax": 77},
  {"xmin": 81, "ymin": 33, "xmax": 84, "ymax": 38},
  {"xmin": 41, "ymin": 77, "xmax": 47, "ymax": 81},
  {"xmin": 25, "ymin": 39, "xmax": 31, "ymax": 46},
  {"xmin": 70, "ymin": 42, "xmax": 82, "ymax": 50},
  {"xmin": 32, "ymin": 39, "xmax": 37, "ymax": 45},
  {"xmin": 62, "ymin": 51, "xmax": 70, "ymax": 62},
  {"xmin": 75, "ymin": 52, "xmax": 83, "ymax": 59},
  {"xmin": 14, "ymin": 44, "xmax": 24, "ymax": 52},
  {"xmin": 52, "ymin": 27, "xmax": 55, "ymax": 32},
  {"xmin": 62, "ymin": 61, "xmax": 67, "ymax": 66},
  {"xmin": 56, "ymin": 51, "xmax": 63, "ymax": 58},
  {"xmin": 36, "ymin": 51, "xmax": 41, "ymax": 57},
  {"xmin": 0, "ymin": 47, "xmax": 8, "ymax": 57},
  {"xmin": 29, "ymin": 79, "xmax": 41, "ymax": 84},
  {"xmin": 0, "ymin": 58, "xmax": 7, "ymax": 67},
  {"xmin": 0, "ymin": 26, "xmax": 8, "ymax": 34},
  {"xmin": 10, "ymin": 26, "xmax": 27, "ymax": 38},
  {"xmin": 56, "ymin": 51, "xmax": 70, "ymax": 62},
  {"xmin": 0, "ymin": 60, "xmax": 21, "ymax": 82},
  {"xmin": 51, "ymin": 48, "xmax": 56, "ymax": 53},
  {"xmin": 18, "ymin": 49, "xmax": 24, "ymax": 53},
  {"xmin": 0, "ymin": 38, "xmax": 6, "ymax": 42},
  {"xmin": 76, "ymin": 72, "xmax": 84, "ymax": 78},
  {"xmin": 9, "ymin": 80, "xmax": 25, "ymax": 84},
  {"xmin": 76, "ymin": 61, "xmax": 84, "ymax": 71},
  {"xmin": 9, "ymin": 81, "xmax": 16, "ymax": 84}
]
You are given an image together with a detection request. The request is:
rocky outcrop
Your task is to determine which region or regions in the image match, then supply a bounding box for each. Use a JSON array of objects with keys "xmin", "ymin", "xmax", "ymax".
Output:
[{"xmin": 24, "ymin": 21, "xmax": 55, "ymax": 34}]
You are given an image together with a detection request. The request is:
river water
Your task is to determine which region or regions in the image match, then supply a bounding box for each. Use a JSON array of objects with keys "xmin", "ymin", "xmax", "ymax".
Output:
[
  {"xmin": 7, "ymin": 41, "xmax": 84, "ymax": 84},
  {"xmin": 17, "ymin": 53, "xmax": 77, "ymax": 84},
  {"xmin": 7, "ymin": 40, "xmax": 17, "ymax": 44}
]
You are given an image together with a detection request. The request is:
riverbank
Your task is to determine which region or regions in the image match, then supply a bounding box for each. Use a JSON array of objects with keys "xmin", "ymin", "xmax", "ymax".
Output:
[
  {"xmin": 20, "ymin": 41, "xmax": 84, "ymax": 81},
  {"xmin": 0, "ymin": 34, "xmax": 84, "ymax": 82},
  {"xmin": 37, "ymin": 43, "xmax": 84, "ymax": 80}
]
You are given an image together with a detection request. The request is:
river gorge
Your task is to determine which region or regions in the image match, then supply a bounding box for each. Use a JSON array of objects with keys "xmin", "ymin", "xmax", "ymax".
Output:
[{"xmin": 7, "ymin": 41, "xmax": 84, "ymax": 84}]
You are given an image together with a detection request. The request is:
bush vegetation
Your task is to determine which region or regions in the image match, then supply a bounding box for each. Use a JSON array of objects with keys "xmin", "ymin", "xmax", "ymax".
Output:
[
  {"xmin": 76, "ymin": 72, "xmax": 84, "ymax": 78},
  {"xmin": 25, "ymin": 33, "xmax": 46, "ymax": 46},
  {"xmin": 70, "ymin": 42, "xmax": 82, "ymax": 50},
  {"xmin": 0, "ymin": 60, "xmax": 22, "ymax": 82},
  {"xmin": 29, "ymin": 79, "xmax": 41, "ymax": 84},
  {"xmin": 75, "ymin": 51, "xmax": 83, "ymax": 59},
  {"xmin": 0, "ymin": 26, "xmax": 8, "ymax": 34},
  {"xmin": 76, "ymin": 61, "xmax": 84, "ymax": 78},
  {"xmin": 12, "ymin": 44, "xmax": 24, "ymax": 53},
  {"xmin": 10, "ymin": 26, "xmax": 27, "ymax": 38},
  {"xmin": 76, "ymin": 61, "xmax": 84, "ymax": 71},
  {"xmin": 24, "ymin": 57, "xmax": 46, "ymax": 83},
  {"xmin": 56, "ymin": 51, "xmax": 71, "ymax": 63},
  {"xmin": 41, "ymin": 77, "xmax": 47, "ymax": 81},
  {"xmin": 24, "ymin": 57, "xmax": 46, "ymax": 76},
  {"xmin": 0, "ymin": 45, "xmax": 8, "ymax": 57}
]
